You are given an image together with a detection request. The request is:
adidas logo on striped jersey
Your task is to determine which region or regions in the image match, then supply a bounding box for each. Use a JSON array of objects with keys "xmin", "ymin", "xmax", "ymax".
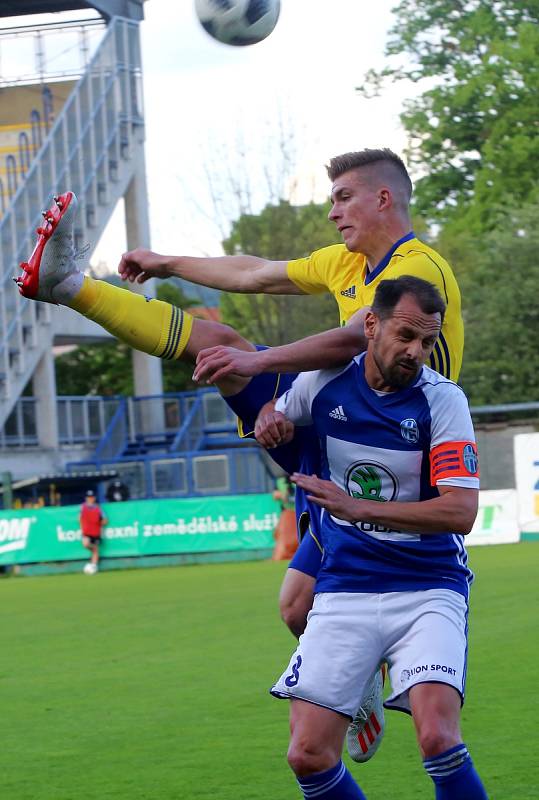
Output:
[
  {"xmin": 329, "ymin": 405, "xmax": 347, "ymax": 421},
  {"xmin": 340, "ymin": 286, "xmax": 356, "ymax": 299}
]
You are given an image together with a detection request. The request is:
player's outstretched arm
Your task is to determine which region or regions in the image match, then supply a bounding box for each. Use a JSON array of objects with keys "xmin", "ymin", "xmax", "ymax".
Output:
[
  {"xmin": 193, "ymin": 323, "xmax": 368, "ymax": 383},
  {"xmin": 291, "ymin": 475, "xmax": 479, "ymax": 536},
  {"xmin": 118, "ymin": 248, "xmax": 299, "ymax": 294}
]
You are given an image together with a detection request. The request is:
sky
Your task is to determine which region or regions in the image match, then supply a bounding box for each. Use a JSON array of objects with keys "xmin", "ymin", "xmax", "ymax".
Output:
[
  {"xmin": 2, "ymin": 0, "xmax": 415, "ymax": 268},
  {"xmin": 91, "ymin": 0, "xmax": 414, "ymax": 268}
]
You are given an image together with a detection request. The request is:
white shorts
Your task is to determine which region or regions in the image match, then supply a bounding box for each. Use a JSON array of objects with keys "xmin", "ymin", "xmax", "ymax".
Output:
[{"xmin": 271, "ymin": 589, "xmax": 469, "ymax": 717}]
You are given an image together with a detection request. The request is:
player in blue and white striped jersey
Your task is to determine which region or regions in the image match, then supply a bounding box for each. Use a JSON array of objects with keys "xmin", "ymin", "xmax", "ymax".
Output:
[
  {"xmin": 258, "ymin": 276, "xmax": 488, "ymax": 800},
  {"xmin": 275, "ymin": 350, "xmax": 476, "ymax": 600}
]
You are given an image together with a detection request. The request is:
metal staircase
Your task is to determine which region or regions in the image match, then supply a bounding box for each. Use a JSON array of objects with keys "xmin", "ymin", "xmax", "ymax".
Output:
[
  {"xmin": 82, "ymin": 389, "xmax": 240, "ymax": 462},
  {"xmin": 0, "ymin": 16, "xmax": 145, "ymax": 427},
  {"xmin": 64, "ymin": 388, "xmax": 276, "ymax": 500}
]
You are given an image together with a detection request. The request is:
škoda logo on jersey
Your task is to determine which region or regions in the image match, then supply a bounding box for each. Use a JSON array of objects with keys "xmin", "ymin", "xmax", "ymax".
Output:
[{"xmin": 345, "ymin": 462, "xmax": 398, "ymax": 503}]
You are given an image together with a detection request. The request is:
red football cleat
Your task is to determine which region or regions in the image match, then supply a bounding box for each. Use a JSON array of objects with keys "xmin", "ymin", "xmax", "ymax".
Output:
[
  {"xmin": 347, "ymin": 665, "xmax": 386, "ymax": 763},
  {"xmin": 14, "ymin": 191, "xmax": 79, "ymax": 303}
]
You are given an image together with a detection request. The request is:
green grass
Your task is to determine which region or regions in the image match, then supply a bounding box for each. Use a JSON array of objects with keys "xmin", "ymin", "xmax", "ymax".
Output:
[{"xmin": 1, "ymin": 542, "xmax": 538, "ymax": 799}]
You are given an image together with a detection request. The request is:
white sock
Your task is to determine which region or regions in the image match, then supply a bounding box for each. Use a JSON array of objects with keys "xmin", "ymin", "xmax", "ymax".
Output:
[{"xmin": 51, "ymin": 271, "xmax": 84, "ymax": 304}]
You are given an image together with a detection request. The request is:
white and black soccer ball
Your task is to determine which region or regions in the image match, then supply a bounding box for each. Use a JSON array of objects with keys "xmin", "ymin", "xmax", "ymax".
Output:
[{"xmin": 195, "ymin": 0, "xmax": 281, "ymax": 47}]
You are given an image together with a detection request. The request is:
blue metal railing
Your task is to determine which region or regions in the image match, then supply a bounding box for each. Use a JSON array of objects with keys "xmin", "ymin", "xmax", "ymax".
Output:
[
  {"xmin": 67, "ymin": 446, "xmax": 275, "ymax": 499},
  {"xmin": 170, "ymin": 394, "xmax": 205, "ymax": 452},
  {"xmin": 93, "ymin": 397, "xmax": 128, "ymax": 460}
]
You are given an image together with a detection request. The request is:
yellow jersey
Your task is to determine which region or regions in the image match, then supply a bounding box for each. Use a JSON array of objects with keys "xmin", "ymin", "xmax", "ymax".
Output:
[{"xmin": 286, "ymin": 234, "xmax": 463, "ymax": 381}]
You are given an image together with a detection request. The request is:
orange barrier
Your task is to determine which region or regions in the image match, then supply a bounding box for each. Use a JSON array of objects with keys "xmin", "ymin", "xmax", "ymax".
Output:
[{"xmin": 272, "ymin": 508, "xmax": 298, "ymax": 560}]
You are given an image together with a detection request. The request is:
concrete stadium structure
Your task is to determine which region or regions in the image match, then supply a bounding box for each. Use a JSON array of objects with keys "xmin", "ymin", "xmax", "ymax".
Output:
[{"xmin": 0, "ymin": 0, "xmax": 163, "ymax": 476}]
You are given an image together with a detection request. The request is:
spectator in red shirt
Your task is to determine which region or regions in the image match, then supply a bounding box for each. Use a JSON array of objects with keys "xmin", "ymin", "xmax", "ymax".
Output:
[{"xmin": 80, "ymin": 490, "xmax": 107, "ymax": 575}]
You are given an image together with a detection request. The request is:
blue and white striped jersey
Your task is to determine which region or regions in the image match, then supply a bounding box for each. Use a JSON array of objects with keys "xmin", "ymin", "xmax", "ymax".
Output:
[{"xmin": 275, "ymin": 354, "xmax": 479, "ymax": 598}]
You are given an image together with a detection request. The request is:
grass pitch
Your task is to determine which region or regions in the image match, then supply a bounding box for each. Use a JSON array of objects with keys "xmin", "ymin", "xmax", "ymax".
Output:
[{"xmin": 2, "ymin": 542, "xmax": 537, "ymax": 799}]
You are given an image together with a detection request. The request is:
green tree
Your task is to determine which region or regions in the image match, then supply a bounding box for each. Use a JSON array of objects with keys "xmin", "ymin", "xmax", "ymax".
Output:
[
  {"xmin": 362, "ymin": 0, "xmax": 539, "ymax": 229},
  {"xmin": 220, "ymin": 199, "xmax": 343, "ymax": 344},
  {"xmin": 55, "ymin": 281, "xmax": 200, "ymax": 395},
  {"xmin": 437, "ymin": 197, "xmax": 539, "ymax": 404},
  {"xmin": 55, "ymin": 339, "xmax": 134, "ymax": 396},
  {"xmin": 359, "ymin": 0, "xmax": 539, "ymax": 403}
]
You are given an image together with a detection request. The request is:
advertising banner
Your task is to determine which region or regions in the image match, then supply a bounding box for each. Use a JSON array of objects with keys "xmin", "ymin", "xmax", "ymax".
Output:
[
  {"xmin": 514, "ymin": 433, "xmax": 539, "ymax": 535},
  {"xmin": 466, "ymin": 489, "xmax": 520, "ymax": 546},
  {"xmin": 0, "ymin": 494, "xmax": 280, "ymax": 566},
  {"xmin": 0, "ymin": 481, "xmax": 531, "ymax": 567}
]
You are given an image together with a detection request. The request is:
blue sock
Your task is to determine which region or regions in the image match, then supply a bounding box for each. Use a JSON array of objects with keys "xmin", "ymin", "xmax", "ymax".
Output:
[
  {"xmin": 297, "ymin": 760, "xmax": 367, "ymax": 799},
  {"xmin": 424, "ymin": 743, "xmax": 488, "ymax": 799}
]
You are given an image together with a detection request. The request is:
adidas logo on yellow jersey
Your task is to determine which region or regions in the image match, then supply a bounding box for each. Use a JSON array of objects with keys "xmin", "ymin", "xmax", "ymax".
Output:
[{"xmin": 340, "ymin": 286, "xmax": 356, "ymax": 299}]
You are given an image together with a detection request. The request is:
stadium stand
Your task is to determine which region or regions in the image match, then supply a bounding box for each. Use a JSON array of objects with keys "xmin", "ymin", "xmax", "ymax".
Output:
[
  {"xmin": 0, "ymin": 387, "xmax": 277, "ymax": 503},
  {"xmin": 0, "ymin": 3, "xmax": 161, "ymax": 442}
]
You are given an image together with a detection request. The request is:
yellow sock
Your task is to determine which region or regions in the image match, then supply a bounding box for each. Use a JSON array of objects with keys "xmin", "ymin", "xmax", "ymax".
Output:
[{"xmin": 69, "ymin": 277, "xmax": 193, "ymax": 360}]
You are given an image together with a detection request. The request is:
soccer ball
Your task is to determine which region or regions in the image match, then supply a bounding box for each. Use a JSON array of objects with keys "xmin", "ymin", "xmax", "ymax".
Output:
[
  {"xmin": 195, "ymin": 0, "xmax": 280, "ymax": 47},
  {"xmin": 83, "ymin": 562, "xmax": 98, "ymax": 575}
]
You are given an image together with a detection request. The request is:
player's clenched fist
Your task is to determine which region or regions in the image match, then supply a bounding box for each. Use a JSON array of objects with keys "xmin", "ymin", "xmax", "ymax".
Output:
[{"xmin": 255, "ymin": 401, "xmax": 294, "ymax": 449}]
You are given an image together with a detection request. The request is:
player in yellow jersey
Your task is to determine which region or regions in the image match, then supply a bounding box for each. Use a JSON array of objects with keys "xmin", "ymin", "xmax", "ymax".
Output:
[
  {"xmin": 188, "ymin": 150, "xmax": 463, "ymax": 384},
  {"xmin": 16, "ymin": 148, "xmax": 463, "ymax": 766}
]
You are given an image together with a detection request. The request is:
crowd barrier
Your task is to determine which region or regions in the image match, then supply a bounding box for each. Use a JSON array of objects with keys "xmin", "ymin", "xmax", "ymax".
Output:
[
  {"xmin": 514, "ymin": 433, "xmax": 539, "ymax": 540},
  {"xmin": 1, "ymin": 432, "xmax": 538, "ymax": 567},
  {"xmin": 0, "ymin": 494, "xmax": 280, "ymax": 566},
  {"xmin": 467, "ymin": 489, "xmax": 520, "ymax": 545}
]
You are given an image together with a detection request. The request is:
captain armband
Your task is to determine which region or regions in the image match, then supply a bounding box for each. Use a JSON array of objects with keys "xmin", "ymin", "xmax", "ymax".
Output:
[{"xmin": 430, "ymin": 441, "xmax": 479, "ymax": 485}]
